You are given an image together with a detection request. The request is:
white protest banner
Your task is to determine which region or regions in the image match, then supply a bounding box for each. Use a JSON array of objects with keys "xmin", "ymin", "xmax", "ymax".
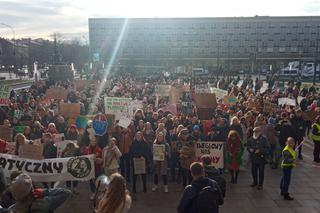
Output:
[
  {"xmin": 210, "ymin": 87, "xmax": 228, "ymax": 100},
  {"xmin": 56, "ymin": 140, "xmax": 77, "ymax": 158},
  {"xmin": 195, "ymin": 141, "xmax": 224, "ymax": 168},
  {"xmin": 133, "ymin": 157, "xmax": 146, "ymax": 174},
  {"xmin": 130, "ymin": 100, "xmax": 143, "ymax": 112},
  {"xmin": 19, "ymin": 143, "xmax": 44, "ymax": 160},
  {"xmin": 195, "ymin": 84, "xmax": 210, "ymax": 94},
  {"xmin": 118, "ymin": 117, "xmax": 132, "ymax": 128},
  {"xmin": 0, "ymin": 85, "xmax": 10, "ymax": 106},
  {"xmin": 278, "ymin": 98, "xmax": 296, "ymax": 106},
  {"xmin": 154, "ymin": 85, "xmax": 171, "ymax": 96},
  {"xmin": 153, "ymin": 144, "xmax": 165, "ymax": 161},
  {"xmin": 0, "ymin": 154, "xmax": 95, "ymax": 182},
  {"xmin": 104, "ymin": 97, "xmax": 132, "ymax": 120}
]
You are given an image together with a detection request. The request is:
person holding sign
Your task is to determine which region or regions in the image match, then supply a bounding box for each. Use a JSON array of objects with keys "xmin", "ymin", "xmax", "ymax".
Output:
[
  {"xmin": 280, "ymin": 137, "xmax": 296, "ymax": 201},
  {"xmin": 129, "ymin": 131, "xmax": 152, "ymax": 194},
  {"xmin": 102, "ymin": 138, "xmax": 122, "ymax": 176},
  {"xmin": 14, "ymin": 133, "xmax": 27, "ymax": 155},
  {"xmin": 226, "ymin": 131, "xmax": 243, "ymax": 184},
  {"xmin": 152, "ymin": 132, "xmax": 171, "ymax": 193},
  {"xmin": 179, "ymin": 129, "xmax": 196, "ymax": 188}
]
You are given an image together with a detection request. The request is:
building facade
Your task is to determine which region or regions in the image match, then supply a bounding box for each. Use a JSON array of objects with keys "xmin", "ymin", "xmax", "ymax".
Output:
[{"xmin": 89, "ymin": 16, "xmax": 320, "ymax": 71}]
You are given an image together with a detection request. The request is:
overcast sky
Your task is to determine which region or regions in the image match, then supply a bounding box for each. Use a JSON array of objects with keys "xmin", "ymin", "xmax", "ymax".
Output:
[{"xmin": 0, "ymin": 0, "xmax": 320, "ymax": 39}]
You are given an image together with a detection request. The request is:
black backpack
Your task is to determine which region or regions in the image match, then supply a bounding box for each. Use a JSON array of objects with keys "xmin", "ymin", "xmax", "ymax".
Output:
[{"xmin": 192, "ymin": 185, "xmax": 222, "ymax": 213}]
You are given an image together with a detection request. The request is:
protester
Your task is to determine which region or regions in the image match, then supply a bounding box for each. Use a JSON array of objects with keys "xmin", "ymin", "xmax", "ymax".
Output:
[
  {"xmin": 97, "ymin": 173, "xmax": 131, "ymax": 213},
  {"xmin": 291, "ymin": 109, "xmax": 306, "ymax": 160},
  {"xmin": 61, "ymin": 142, "xmax": 81, "ymax": 194},
  {"xmin": 226, "ymin": 130, "xmax": 242, "ymax": 184},
  {"xmin": 201, "ymin": 155, "xmax": 226, "ymax": 198},
  {"xmin": 179, "ymin": 129, "xmax": 195, "ymax": 187},
  {"xmin": 280, "ymin": 137, "xmax": 296, "ymax": 200},
  {"xmin": 311, "ymin": 116, "xmax": 320, "ymax": 163},
  {"xmin": 152, "ymin": 132, "xmax": 171, "ymax": 193},
  {"xmin": 102, "ymin": 137, "xmax": 122, "ymax": 176},
  {"xmin": 177, "ymin": 162, "xmax": 224, "ymax": 213},
  {"xmin": 9, "ymin": 173, "xmax": 71, "ymax": 213},
  {"xmin": 129, "ymin": 131, "xmax": 152, "ymax": 193},
  {"xmin": 84, "ymin": 135, "xmax": 103, "ymax": 200},
  {"xmin": 247, "ymin": 127, "xmax": 269, "ymax": 190}
]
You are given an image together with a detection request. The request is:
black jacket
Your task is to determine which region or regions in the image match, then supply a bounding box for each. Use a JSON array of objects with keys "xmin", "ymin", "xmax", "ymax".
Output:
[
  {"xmin": 177, "ymin": 176, "xmax": 224, "ymax": 213},
  {"xmin": 247, "ymin": 135, "xmax": 269, "ymax": 163},
  {"xmin": 129, "ymin": 140, "xmax": 152, "ymax": 164}
]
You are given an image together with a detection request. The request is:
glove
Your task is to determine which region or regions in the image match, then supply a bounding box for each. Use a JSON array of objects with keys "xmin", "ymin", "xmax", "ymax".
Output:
[{"xmin": 33, "ymin": 188, "xmax": 45, "ymax": 199}]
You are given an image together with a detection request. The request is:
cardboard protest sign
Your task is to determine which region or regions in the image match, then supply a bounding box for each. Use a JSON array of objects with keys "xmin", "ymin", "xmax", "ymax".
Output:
[
  {"xmin": 223, "ymin": 95, "xmax": 237, "ymax": 106},
  {"xmin": 278, "ymin": 98, "xmax": 296, "ymax": 106},
  {"xmin": 60, "ymin": 103, "xmax": 81, "ymax": 118},
  {"xmin": 13, "ymin": 126, "xmax": 26, "ymax": 134},
  {"xmin": 118, "ymin": 117, "xmax": 132, "ymax": 128},
  {"xmin": 0, "ymin": 153, "xmax": 95, "ymax": 182},
  {"xmin": 195, "ymin": 141, "xmax": 224, "ymax": 168},
  {"xmin": 19, "ymin": 143, "xmax": 44, "ymax": 160},
  {"xmin": 263, "ymin": 102, "xmax": 279, "ymax": 113},
  {"xmin": 154, "ymin": 85, "xmax": 172, "ymax": 96},
  {"xmin": 46, "ymin": 87, "xmax": 68, "ymax": 100},
  {"xmin": 197, "ymin": 108, "xmax": 213, "ymax": 120},
  {"xmin": 194, "ymin": 93, "xmax": 217, "ymax": 109},
  {"xmin": 0, "ymin": 125, "xmax": 13, "ymax": 141},
  {"xmin": 0, "ymin": 85, "xmax": 10, "ymax": 106},
  {"xmin": 104, "ymin": 97, "xmax": 132, "ymax": 120},
  {"xmin": 170, "ymin": 87, "xmax": 181, "ymax": 104},
  {"xmin": 195, "ymin": 84, "xmax": 210, "ymax": 94},
  {"xmin": 158, "ymin": 104, "xmax": 177, "ymax": 115},
  {"xmin": 302, "ymin": 111, "xmax": 319, "ymax": 121},
  {"xmin": 133, "ymin": 157, "xmax": 146, "ymax": 174},
  {"xmin": 74, "ymin": 80, "xmax": 98, "ymax": 91},
  {"xmin": 210, "ymin": 87, "xmax": 228, "ymax": 100},
  {"xmin": 153, "ymin": 144, "xmax": 165, "ymax": 161},
  {"xmin": 56, "ymin": 140, "xmax": 77, "ymax": 158}
]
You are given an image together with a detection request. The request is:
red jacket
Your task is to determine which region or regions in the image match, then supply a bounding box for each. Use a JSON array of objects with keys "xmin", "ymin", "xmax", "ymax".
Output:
[
  {"xmin": 0, "ymin": 139, "xmax": 7, "ymax": 153},
  {"xmin": 83, "ymin": 145, "xmax": 103, "ymax": 172}
]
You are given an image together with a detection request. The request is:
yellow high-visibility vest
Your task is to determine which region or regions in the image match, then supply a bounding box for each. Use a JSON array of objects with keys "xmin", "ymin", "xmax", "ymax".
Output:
[
  {"xmin": 311, "ymin": 123, "xmax": 320, "ymax": 142},
  {"xmin": 281, "ymin": 145, "xmax": 296, "ymax": 168}
]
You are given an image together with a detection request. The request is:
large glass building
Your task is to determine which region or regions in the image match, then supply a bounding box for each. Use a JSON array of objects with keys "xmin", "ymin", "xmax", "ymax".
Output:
[{"xmin": 89, "ymin": 16, "xmax": 320, "ymax": 71}]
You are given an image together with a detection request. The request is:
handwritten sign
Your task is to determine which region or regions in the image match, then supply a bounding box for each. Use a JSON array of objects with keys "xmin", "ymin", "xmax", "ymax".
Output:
[
  {"xmin": 46, "ymin": 87, "xmax": 68, "ymax": 100},
  {"xmin": 118, "ymin": 117, "xmax": 132, "ymax": 128},
  {"xmin": 60, "ymin": 103, "xmax": 81, "ymax": 119},
  {"xmin": 56, "ymin": 140, "xmax": 77, "ymax": 158},
  {"xmin": 104, "ymin": 97, "xmax": 132, "ymax": 119},
  {"xmin": 194, "ymin": 93, "xmax": 217, "ymax": 109},
  {"xmin": 154, "ymin": 85, "xmax": 171, "ymax": 96},
  {"xmin": 133, "ymin": 157, "xmax": 146, "ymax": 174},
  {"xmin": 0, "ymin": 126, "xmax": 13, "ymax": 141},
  {"xmin": 195, "ymin": 141, "xmax": 224, "ymax": 168},
  {"xmin": 92, "ymin": 114, "xmax": 108, "ymax": 136},
  {"xmin": 223, "ymin": 95, "xmax": 237, "ymax": 106},
  {"xmin": 0, "ymin": 85, "xmax": 10, "ymax": 106},
  {"xmin": 19, "ymin": 143, "xmax": 44, "ymax": 160},
  {"xmin": 195, "ymin": 84, "xmax": 210, "ymax": 94},
  {"xmin": 210, "ymin": 87, "xmax": 228, "ymax": 100},
  {"xmin": 153, "ymin": 144, "xmax": 165, "ymax": 161},
  {"xmin": 278, "ymin": 98, "xmax": 296, "ymax": 106}
]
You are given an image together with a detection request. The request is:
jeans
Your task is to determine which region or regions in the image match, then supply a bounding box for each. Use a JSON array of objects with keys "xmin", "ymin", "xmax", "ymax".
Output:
[
  {"xmin": 170, "ymin": 152, "xmax": 181, "ymax": 181},
  {"xmin": 280, "ymin": 168, "xmax": 292, "ymax": 194},
  {"xmin": 313, "ymin": 141, "xmax": 320, "ymax": 161},
  {"xmin": 120, "ymin": 154, "xmax": 131, "ymax": 182},
  {"xmin": 132, "ymin": 174, "xmax": 147, "ymax": 193},
  {"xmin": 181, "ymin": 168, "xmax": 192, "ymax": 187},
  {"xmin": 251, "ymin": 160, "xmax": 265, "ymax": 186},
  {"xmin": 154, "ymin": 174, "xmax": 168, "ymax": 185}
]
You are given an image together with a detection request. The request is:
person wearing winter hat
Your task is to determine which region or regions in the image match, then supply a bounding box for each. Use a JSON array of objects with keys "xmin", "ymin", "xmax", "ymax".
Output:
[{"xmin": 9, "ymin": 173, "xmax": 71, "ymax": 213}]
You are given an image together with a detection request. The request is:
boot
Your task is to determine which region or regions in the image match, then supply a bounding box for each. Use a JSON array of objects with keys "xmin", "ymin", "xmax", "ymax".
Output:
[
  {"xmin": 234, "ymin": 170, "xmax": 239, "ymax": 184},
  {"xmin": 284, "ymin": 194, "xmax": 294, "ymax": 200},
  {"xmin": 230, "ymin": 171, "xmax": 235, "ymax": 184}
]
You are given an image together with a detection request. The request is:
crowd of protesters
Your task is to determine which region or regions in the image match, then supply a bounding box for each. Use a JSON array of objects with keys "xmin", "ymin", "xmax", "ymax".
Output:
[{"xmin": 0, "ymin": 71, "xmax": 320, "ymax": 212}]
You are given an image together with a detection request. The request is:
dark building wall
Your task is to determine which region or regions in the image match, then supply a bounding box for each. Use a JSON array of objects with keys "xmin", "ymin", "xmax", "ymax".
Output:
[{"xmin": 89, "ymin": 16, "xmax": 320, "ymax": 67}]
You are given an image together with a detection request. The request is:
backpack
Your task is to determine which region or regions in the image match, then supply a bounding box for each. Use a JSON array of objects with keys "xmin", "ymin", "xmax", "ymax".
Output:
[{"xmin": 192, "ymin": 185, "xmax": 222, "ymax": 213}]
